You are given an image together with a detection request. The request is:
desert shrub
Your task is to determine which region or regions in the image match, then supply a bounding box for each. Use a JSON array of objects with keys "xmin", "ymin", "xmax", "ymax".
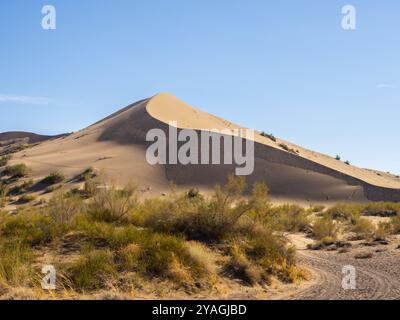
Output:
[
  {"xmin": 362, "ymin": 202, "xmax": 400, "ymax": 217},
  {"xmin": 75, "ymin": 167, "xmax": 97, "ymax": 182},
  {"xmin": 375, "ymin": 221, "xmax": 392, "ymax": 240},
  {"xmin": 335, "ymin": 155, "xmax": 341, "ymax": 161},
  {"xmin": 41, "ymin": 171, "xmax": 65, "ymax": 185},
  {"xmin": 260, "ymin": 132, "xmax": 276, "ymax": 142},
  {"xmin": 186, "ymin": 188, "xmax": 200, "ymax": 199},
  {"xmin": 44, "ymin": 184, "xmax": 62, "ymax": 194},
  {"xmin": 87, "ymin": 183, "xmax": 139, "ymax": 223},
  {"xmin": 278, "ymin": 143, "xmax": 297, "ymax": 153},
  {"xmin": 17, "ymin": 194, "xmax": 37, "ymax": 204},
  {"xmin": 312, "ymin": 216, "xmax": 339, "ymax": 240},
  {"xmin": 345, "ymin": 160, "xmax": 350, "ymax": 165},
  {"xmin": 0, "ymin": 241, "xmax": 33, "ymax": 287},
  {"xmin": 223, "ymin": 245, "xmax": 264, "ymax": 285},
  {"xmin": 142, "ymin": 176, "xmax": 270, "ymax": 242},
  {"xmin": 10, "ymin": 179, "xmax": 34, "ymax": 195},
  {"xmin": 68, "ymin": 249, "xmax": 117, "ymax": 291},
  {"xmin": 0, "ymin": 155, "xmax": 11, "ymax": 167},
  {"xmin": 83, "ymin": 178, "xmax": 100, "ymax": 198},
  {"xmin": 2, "ymin": 164, "xmax": 29, "ymax": 178},
  {"xmin": 309, "ymin": 205, "xmax": 325, "ymax": 213},
  {"xmin": 47, "ymin": 191, "xmax": 83, "ymax": 224},
  {"xmin": 326, "ymin": 204, "xmax": 361, "ymax": 223},
  {"xmin": 349, "ymin": 217, "xmax": 376, "ymax": 240},
  {"xmin": 388, "ymin": 216, "xmax": 400, "ymax": 234},
  {"xmin": 265, "ymin": 204, "xmax": 310, "ymax": 232}
]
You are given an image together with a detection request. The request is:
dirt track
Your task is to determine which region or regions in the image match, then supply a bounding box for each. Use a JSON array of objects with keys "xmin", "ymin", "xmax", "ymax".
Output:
[{"xmin": 288, "ymin": 234, "xmax": 400, "ymax": 300}]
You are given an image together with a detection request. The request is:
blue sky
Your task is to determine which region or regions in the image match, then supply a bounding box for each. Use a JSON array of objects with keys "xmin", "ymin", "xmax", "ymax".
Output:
[{"xmin": 0, "ymin": 0, "xmax": 399, "ymax": 173}]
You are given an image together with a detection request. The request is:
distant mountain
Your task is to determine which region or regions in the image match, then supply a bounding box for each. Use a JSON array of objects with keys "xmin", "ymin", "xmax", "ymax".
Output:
[{"xmin": 0, "ymin": 131, "xmax": 66, "ymax": 144}]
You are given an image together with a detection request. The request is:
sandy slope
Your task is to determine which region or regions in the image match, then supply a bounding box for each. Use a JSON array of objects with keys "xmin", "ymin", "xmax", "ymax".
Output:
[
  {"xmin": 6, "ymin": 93, "xmax": 400, "ymax": 202},
  {"xmin": 0, "ymin": 131, "xmax": 64, "ymax": 144}
]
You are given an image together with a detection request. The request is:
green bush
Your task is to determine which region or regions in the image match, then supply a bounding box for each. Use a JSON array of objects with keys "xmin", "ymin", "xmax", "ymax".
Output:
[
  {"xmin": 0, "ymin": 241, "xmax": 33, "ymax": 287},
  {"xmin": 68, "ymin": 249, "xmax": 117, "ymax": 291}
]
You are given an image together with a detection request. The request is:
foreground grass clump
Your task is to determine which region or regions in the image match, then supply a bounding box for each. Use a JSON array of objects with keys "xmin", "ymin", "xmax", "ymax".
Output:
[
  {"xmin": 69, "ymin": 216, "xmax": 211, "ymax": 291},
  {"xmin": 68, "ymin": 249, "xmax": 118, "ymax": 291},
  {"xmin": 2, "ymin": 164, "xmax": 29, "ymax": 178},
  {"xmin": 0, "ymin": 209, "xmax": 64, "ymax": 246},
  {"xmin": 0, "ymin": 241, "xmax": 34, "ymax": 287},
  {"xmin": 0, "ymin": 176, "xmax": 305, "ymax": 296}
]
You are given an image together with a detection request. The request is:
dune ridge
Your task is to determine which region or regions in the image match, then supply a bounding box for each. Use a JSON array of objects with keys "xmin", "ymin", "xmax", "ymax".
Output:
[{"xmin": 5, "ymin": 93, "xmax": 400, "ymax": 203}]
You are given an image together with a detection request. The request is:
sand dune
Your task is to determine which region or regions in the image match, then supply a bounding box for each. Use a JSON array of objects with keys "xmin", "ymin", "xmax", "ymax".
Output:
[
  {"xmin": 5, "ymin": 93, "xmax": 400, "ymax": 203},
  {"xmin": 0, "ymin": 131, "xmax": 65, "ymax": 144}
]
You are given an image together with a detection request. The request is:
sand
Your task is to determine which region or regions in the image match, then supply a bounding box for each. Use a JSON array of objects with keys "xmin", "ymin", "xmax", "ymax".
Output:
[{"xmin": 5, "ymin": 92, "xmax": 400, "ymax": 203}]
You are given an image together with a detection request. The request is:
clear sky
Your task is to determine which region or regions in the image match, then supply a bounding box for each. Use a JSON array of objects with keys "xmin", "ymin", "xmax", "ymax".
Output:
[{"xmin": 0, "ymin": 0, "xmax": 399, "ymax": 174}]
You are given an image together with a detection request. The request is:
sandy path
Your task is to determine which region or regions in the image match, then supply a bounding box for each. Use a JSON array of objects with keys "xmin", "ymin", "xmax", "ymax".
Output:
[{"xmin": 286, "ymin": 234, "xmax": 400, "ymax": 300}]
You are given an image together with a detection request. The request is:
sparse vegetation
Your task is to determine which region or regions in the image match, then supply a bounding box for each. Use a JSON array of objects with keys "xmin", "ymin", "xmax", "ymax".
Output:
[
  {"xmin": 349, "ymin": 217, "xmax": 376, "ymax": 240},
  {"xmin": 17, "ymin": 194, "xmax": 37, "ymax": 204},
  {"xmin": 41, "ymin": 171, "xmax": 65, "ymax": 185},
  {"xmin": 260, "ymin": 132, "xmax": 276, "ymax": 142},
  {"xmin": 1, "ymin": 172, "xmax": 398, "ymax": 299},
  {"xmin": 2, "ymin": 164, "xmax": 29, "ymax": 178},
  {"xmin": 87, "ymin": 183, "xmax": 138, "ymax": 223},
  {"xmin": 74, "ymin": 167, "xmax": 97, "ymax": 182},
  {"xmin": 312, "ymin": 216, "xmax": 339, "ymax": 241},
  {"xmin": 0, "ymin": 155, "xmax": 11, "ymax": 167}
]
